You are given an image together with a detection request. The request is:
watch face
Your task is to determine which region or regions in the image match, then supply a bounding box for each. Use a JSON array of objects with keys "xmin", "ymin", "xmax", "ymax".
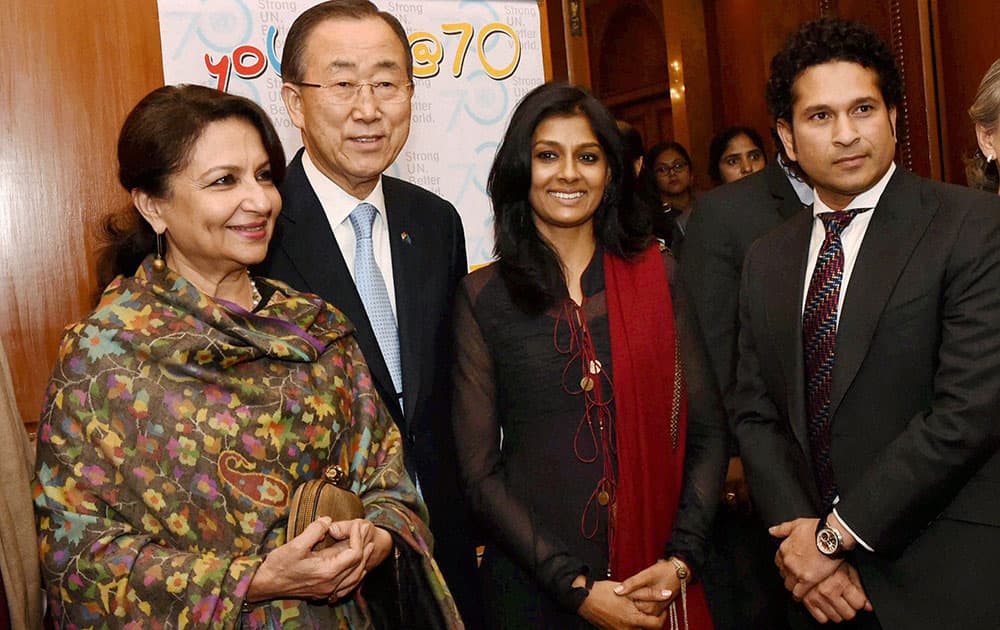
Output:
[{"xmin": 817, "ymin": 528, "xmax": 841, "ymax": 556}]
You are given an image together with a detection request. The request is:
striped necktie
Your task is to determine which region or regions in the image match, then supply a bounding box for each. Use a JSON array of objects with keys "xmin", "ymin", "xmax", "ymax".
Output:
[{"xmin": 803, "ymin": 208, "xmax": 867, "ymax": 507}]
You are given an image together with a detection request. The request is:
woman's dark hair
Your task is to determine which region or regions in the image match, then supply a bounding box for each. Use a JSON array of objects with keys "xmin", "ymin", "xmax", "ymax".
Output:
[
  {"xmin": 708, "ymin": 126, "xmax": 767, "ymax": 183},
  {"xmin": 766, "ymin": 18, "xmax": 902, "ymax": 126},
  {"xmin": 617, "ymin": 119, "xmax": 645, "ymax": 170},
  {"xmin": 96, "ymin": 84, "xmax": 286, "ymax": 289},
  {"xmin": 966, "ymin": 58, "xmax": 1000, "ymax": 192},
  {"xmin": 489, "ymin": 82, "xmax": 650, "ymax": 314}
]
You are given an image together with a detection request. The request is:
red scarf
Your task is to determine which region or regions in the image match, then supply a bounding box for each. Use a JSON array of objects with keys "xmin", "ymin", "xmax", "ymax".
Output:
[{"xmin": 605, "ymin": 244, "xmax": 712, "ymax": 628}]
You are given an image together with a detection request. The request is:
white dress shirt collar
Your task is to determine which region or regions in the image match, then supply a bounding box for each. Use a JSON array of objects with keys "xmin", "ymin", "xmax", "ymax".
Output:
[
  {"xmin": 812, "ymin": 162, "xmax": 896, "ymax": 217},
  {"xmin": 778, "ymin": 153, "xmax": 815, "ymax": 206},
  {"xmin": 299, "ymin": 149, "xmax": 398, "ymax": 316},
  {"xmin": 301, "ymin": 149, "xmax": 387, "ymax": 222}
]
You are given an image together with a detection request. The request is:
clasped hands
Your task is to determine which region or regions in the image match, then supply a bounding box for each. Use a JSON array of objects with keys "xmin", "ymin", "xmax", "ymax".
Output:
[
  {"xmin": 770, "ymin": 517, "xmax": 873, "ymax": 624},
  {"xmin": 575, "ymin": 558, "xmax": 686, "ymax": 630},
  {"xmin": 246, "ymin": 517, "xmax": 393, "ymax": 604}
]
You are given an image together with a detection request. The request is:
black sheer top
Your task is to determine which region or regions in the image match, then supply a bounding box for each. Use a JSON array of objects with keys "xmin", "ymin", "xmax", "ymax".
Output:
[{"xmin": 451, "ymin": 249, "xmax": 726, "ymax": 617}]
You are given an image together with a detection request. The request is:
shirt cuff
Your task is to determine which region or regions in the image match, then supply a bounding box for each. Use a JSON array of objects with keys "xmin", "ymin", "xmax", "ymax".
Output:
[{"xmin": 832, "ymin": 507, "xmax": 874, "ymax": 552}]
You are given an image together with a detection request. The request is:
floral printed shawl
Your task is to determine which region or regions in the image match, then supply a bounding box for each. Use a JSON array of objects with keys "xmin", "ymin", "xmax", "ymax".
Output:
[{"xmin": 34, "ymin": 257, "xmax": 461, "ymax": 629}]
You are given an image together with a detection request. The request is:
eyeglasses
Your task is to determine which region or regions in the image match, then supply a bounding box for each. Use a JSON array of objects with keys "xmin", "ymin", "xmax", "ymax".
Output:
[
  {"xmin": 655, "ymin": 161, "xmax": 689, "ymax": 175},
  {"xmin": 293, "ymin": 79, "xmax": 413, "ymax": 104}
]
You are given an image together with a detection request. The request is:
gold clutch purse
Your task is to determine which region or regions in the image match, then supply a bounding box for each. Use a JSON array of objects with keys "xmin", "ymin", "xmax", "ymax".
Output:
[{"xmin": 287, "ymin": 465, "xmax": 365, "ymax": 550}]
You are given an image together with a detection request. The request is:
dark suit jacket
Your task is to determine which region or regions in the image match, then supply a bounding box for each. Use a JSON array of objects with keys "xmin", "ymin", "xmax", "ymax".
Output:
[
  {"xmin": 681, "ymin": 159, "xmax": 805, "ymax": 400},
  {"xmin": 734, "ymin": 168, "xmax": 1000, "ymax": 629},
  {"xmin": 257, "ymin": 149, "xmax": 481, "ymax": 621}
]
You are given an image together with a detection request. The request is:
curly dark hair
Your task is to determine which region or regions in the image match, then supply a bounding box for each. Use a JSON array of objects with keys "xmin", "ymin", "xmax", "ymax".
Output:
[
  {"xmin": 766, "ymin": 18, "xmax": 902, "ymax": 125},
  {"xmin": 489, "ymin": 82, "xmax": 651, "ymax": 314}
]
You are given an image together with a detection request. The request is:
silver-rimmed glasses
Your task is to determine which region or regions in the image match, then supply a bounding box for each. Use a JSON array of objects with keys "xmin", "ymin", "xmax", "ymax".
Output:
[{"xmin": 292, "ymin": 79, "xmax": 414, "ymax": 104}]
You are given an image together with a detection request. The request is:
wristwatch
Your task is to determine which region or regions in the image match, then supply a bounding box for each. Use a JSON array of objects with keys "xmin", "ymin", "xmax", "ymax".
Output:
[{"xmin": 815, "ymin": 511, "xmax": 846, "ymax": 559}]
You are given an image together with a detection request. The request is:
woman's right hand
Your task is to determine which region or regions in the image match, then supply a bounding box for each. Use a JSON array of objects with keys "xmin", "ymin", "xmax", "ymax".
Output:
[
  {"xmin": 246, "ymin": 517, "xmax": 374, "ymax": 603},
  {"xmin": 575, "ymin": 577, "xmax": 666, "ymax": 630}
]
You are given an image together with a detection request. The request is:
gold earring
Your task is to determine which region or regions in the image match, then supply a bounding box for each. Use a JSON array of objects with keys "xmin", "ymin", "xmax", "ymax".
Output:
[{"xmin": 152, "ymin": 232, "xmax": 166, "ymax": 272}]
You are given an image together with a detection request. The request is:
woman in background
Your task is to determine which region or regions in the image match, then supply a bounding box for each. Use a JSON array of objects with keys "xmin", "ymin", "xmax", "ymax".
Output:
[
  {"xmin": 708, "ymin": 126, "xmax": 767, "ymax": 185},
  {"xmin": 34, "ymin": 84, "xmax": 460, "ymax": 629},
  {"xmin": 967, "ymin": 58, "xmax": 1000, "ymax": 194},
  {"xmin": 644, "ymin": 141, "xmax": 695, "ymax": 252},
  {"xmin": 452, "ymin": 82, "xmax": 724, "ymax": 629}
]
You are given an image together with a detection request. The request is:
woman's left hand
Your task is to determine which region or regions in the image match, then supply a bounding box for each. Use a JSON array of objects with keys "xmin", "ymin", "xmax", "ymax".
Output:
[{"xmin": 613, "ymin": 558, "xmax": 684, "ymax": 617}]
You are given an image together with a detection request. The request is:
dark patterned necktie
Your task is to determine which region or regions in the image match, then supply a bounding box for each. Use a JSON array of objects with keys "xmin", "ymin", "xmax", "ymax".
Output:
[{"xmin": 803, "ymin": 208, "xmax": 867, "ymax": 507}]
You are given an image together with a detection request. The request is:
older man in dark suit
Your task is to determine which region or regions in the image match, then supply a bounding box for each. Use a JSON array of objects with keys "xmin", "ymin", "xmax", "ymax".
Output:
[
  {"xmin": 733, "ymin": 18, "xmax": 1000, "ymax": 629},
  {"xmin": 256, "ymin": 1, "xmax": 481, "ymax": 623}
]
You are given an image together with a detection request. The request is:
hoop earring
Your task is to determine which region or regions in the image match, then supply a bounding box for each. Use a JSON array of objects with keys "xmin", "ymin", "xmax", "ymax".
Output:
[{"xmin": 152, "ymin": 232, "xmax": 166, "ymax": 272}]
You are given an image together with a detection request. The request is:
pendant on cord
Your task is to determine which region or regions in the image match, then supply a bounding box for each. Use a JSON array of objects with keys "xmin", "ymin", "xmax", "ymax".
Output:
[{"xmin": 597, "ymin": 478, "xmax": 613, "ymax": 506}]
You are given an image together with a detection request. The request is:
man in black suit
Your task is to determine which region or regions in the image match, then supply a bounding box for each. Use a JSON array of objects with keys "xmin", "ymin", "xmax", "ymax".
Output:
[
  {"xmin": 681, "ymin": 150, "xmax": 809, "ymax": 630},
  {"xmin": 734, "ymin": 18, "xmax": 1000, "ymax": 629},
  {"xmin": 257, "ymin": 1, "xmax": 481, "ymax": 623},
  {"xmin": 683, "ymin": 155, "xmax": 809, "ymax": 402}
]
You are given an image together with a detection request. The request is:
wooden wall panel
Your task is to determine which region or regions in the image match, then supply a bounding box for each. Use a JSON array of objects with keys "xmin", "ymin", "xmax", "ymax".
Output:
[
  {"xmin": 586, "ymin": 0, "xmax": 673, "ymax": 148},
  {"xmin": 705, "ymin": 0, "xmax": 818, "ymax": 161},
  {"xmin": 660, "ymin": 0, "xmax": 714, "ymax": 190},
  {"xmin": 836, "ymin": 0, "xmax": 937, "ymax": 178},
  {"xmin": 590, "ymin": 2, "xmax": 669, "ymax": 99},
  {"xmin": 935, "ymin": 1, "xmax": 1000, "ymax": 185},
  {"xmin": 0, "ymin": 0, "xmax": 163, "ymax": 431},
  {"xmin": 706, "ymin": 0, "xmax": 817, "ymax": 142}
]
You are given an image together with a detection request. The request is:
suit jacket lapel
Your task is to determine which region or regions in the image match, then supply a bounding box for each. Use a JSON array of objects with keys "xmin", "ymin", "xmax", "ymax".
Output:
[
  {"xmin": 829, "ymin": 169, "xmax": 936, "ymax": 418},
  {"xmin": 278, "ymin": 153, "xmax": 398, "ymax": 420},
  {"xmin": 769, "ymin": 210, "xmax": 813, "ymax": 451},
  {"xmin": 384, "ymin": 177, "xmax": 422, "ymax": 424},
  {"xmin": 767, "ymin": 159, "xmax": 808, "ymax": 221}
]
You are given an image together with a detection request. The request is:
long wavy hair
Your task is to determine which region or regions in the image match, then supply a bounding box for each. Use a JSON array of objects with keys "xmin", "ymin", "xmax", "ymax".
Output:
[{"xmin": 488, "ymin": 83, "xmax": 651, "ymax": 314}]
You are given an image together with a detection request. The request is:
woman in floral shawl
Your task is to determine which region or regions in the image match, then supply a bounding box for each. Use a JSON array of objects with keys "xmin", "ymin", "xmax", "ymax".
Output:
[{"xmin": 34, "ymin": 84, "xmax": 461, "ymax": 629}]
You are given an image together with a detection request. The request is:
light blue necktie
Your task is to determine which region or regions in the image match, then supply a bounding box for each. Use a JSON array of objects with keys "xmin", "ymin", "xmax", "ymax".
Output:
[{"xmin": 349, "ymin": 203, "xmax": 403, "ymax": 406}]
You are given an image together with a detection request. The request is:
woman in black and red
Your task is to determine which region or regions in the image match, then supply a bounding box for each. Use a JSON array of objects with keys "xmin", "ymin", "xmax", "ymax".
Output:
[{"xmin": 451, "ymin": 82, "xmax": 726, "ymax": 630}]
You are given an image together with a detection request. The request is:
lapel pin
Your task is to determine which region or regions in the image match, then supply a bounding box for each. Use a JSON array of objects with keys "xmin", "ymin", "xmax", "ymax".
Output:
[{"xmin": 400, "ymin": 231, "xmax": 412, "ymax": 245}]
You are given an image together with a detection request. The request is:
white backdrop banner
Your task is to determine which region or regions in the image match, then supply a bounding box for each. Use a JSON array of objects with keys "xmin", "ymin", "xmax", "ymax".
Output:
[{"xmin": 157, "ymin": 0, "xmax": 546, "ymax": 266}]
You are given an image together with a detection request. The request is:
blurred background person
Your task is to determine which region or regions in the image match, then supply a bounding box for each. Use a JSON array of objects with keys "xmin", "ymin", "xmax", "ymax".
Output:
[
  {"xmin": 644, "ymin": 141, "xmax": 695, "ymax": 253},
  {"xmin": 452, "ymin": 82, "xmax": 724, "ymax": 629},
  {"xmin": 967, "ymin": 58, "xmax": 1000, "ymax": 194},
  {"xmin": 0, "ymin": 336, "xmax": 42, "ymax": 630},
  {"xmin": 617, "ymin": 119, "xmax": 646, "ymax": 178},
  {"xmin": 708, "ymin": 127, "xmax": 767, "ymax": 185},
  {"xmin": 680, "ymin": 131, "xmax": 810, "ymax": 630},
  {"xmin": 34, "ymin": 84, "xmax": 460, "ymax": 629}
]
